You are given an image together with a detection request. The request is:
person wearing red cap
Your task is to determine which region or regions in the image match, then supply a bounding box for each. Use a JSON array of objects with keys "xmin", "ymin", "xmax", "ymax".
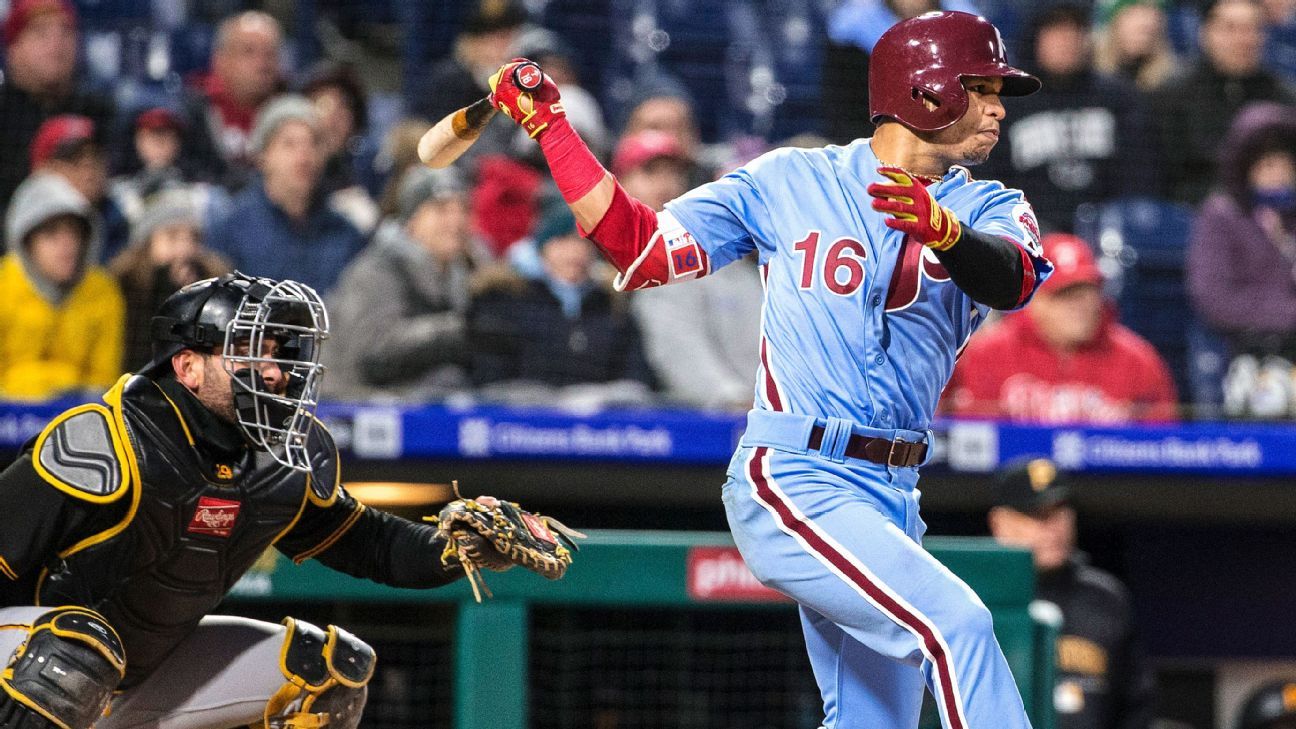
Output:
[
  {"xmin": 108, "ymin": 107, "xmax": 188, "ymax": 219},
  {"xmin": 29, "ymin": 114, "xmax": 131, "ymax": 261},
  {"xmin": 945, "ymin": 234, "xmax": 1178, "ymax": 423},
  {"xmin": 612, "ymin": 130, "xmax": 694, "ymax": 213},
  {"xmin": 0, "ymin": 0, "xmax": 113, "ymax": 216}
]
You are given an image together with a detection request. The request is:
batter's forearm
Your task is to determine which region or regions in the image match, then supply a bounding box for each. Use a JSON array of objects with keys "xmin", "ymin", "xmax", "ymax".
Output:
[
  {"xmin": 932, "ymin": 227, "xmax": 1033, "ymax": 310},
  {"xmin": 536, "ymin": 117, "xmax": 615, "ymax": 230},
  {"xmin": 535, "ymin": 117, "xmax": 703, "ymax": 291}
]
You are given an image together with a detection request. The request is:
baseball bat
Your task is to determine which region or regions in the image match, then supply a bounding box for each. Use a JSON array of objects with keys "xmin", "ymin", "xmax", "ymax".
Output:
[{"xmin": 417, "ymin": 61, "xmax": 544, "ymax": 169}]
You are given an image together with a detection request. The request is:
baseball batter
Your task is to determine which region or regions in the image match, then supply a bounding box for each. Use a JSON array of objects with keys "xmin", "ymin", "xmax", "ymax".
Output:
[{"xmin": 487, "ymin": 11, "xmax": 1053, "ymax": 728}]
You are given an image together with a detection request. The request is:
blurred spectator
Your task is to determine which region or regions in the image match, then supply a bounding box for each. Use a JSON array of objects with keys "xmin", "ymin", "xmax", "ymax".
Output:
[
  {"xmin": 612, "ymin": 131, "xmax": 692, "ymax": 212},
  {"xmin": 472, "ymin": 154, "xmax": 543, "ymax": 258},
  {"xmin": 988, "ymin": 457, "xmax": 1157, "ymax": 729},
  {"xmin": 109, "ymin": 107, "xmax": 188, "ymax": 221},
  {"xmin": 300, "ymin": 61, "xmax": 380, "ymax": 234},
  {"xmin": 29, "ymin": 114, "xmax": 130, "ymax": 261},
  {"xmin": 819, "ymin": 0, "xmax": 978, "ymax": 144},
  {"xmin": 0, "ymin": 0, "xmax": 113, "ymax": 214},
  {"xmin": 1186, "ymin": 102, "xmax": 1296, "ymax": 418},
  {"xmin": 327, "ymin": 167, "xmax": 477, "ymax": 401},
  {"xmin": 945, "ymin": 234, "xmax": 1178, "ymax": 423},
  {"xmin": 468, "ymin": 204, "xmax": 654, "ymax": 408},
  {"xmin": 185, "ymin": 11, "xmax": 287, "ymax": 187},
  {"xmin": 1093, "ymin": 0, "xmax": 1181, "ymax": 91},
  {"xmin": 1264, "ymin": 0, "xmax": 1296, "ymax": 83},
  {"xmin": 1153, "ymin": 0, "xmax": 1296, "ymax": 203},
  {"xmin": 108, "ymin": 189, "xmax": 229, "ymax": 371},
  {"xmin": 509, "ymin": 27, "xmax": 609, "ymax": 161},
  {"xmin": 408, "ymin": 0, "xmax": 526, "ymax": 165},
  {"xmin": 606, "ymin": 129, "xmax": 762, "ymax": 409},
  {"xmin": 621, "ymin": 90, "xmax": 714, "ymax": 184},
  {"xmin": 207, "ymin": 95, "xmax": 365, "ymax": 295},
  {"xmin": 0, "ymin": 173, "xmax": 122, "ymax": 399},
  {"xmin": 1236, "ymin": 679, "xmax": 1296, "ymax": 728},
  {"xmin": 376, "ymin": 118, "xmax": 436, "ymax": 218},
  {"xmin": 976, "ymin": 4, "xmax": 1158, "ymax": 233}
]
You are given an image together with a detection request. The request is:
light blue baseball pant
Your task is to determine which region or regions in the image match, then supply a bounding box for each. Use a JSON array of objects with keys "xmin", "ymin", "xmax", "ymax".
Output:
[{"xmin": 722, "ymin": 410, "xmax": 1032, "ymax": 729}]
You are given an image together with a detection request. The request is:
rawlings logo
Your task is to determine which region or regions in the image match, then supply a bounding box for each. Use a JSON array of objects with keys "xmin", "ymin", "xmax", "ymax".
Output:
[
  {"xmin": 188, "ymin": 496, "xmax": 240, "ymax": 537},
  {"xmin": 520, "ymin": 512, "xmax": 557, "ymax": 545}
]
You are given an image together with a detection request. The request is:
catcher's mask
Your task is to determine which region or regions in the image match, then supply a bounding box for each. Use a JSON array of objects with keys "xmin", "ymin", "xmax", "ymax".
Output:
[{"xmin": 145, "ymin": 272, "xmax": 330, "ymax": 471}]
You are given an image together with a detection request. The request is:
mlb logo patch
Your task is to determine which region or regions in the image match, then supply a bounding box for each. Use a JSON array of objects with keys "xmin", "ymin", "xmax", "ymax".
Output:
[
  {"xmin": 667, "ymin": 232, "xmax": 702, "ymax": 277},
  {"xmin": 188, "ymin": 496, "xmax": 240, "ymax": 537}
]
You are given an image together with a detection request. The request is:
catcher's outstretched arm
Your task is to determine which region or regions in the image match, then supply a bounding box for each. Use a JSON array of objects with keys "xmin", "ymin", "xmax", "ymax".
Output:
[{"xmin": 291, "ymin": 504, "xmax": 465, "ymax": 589}]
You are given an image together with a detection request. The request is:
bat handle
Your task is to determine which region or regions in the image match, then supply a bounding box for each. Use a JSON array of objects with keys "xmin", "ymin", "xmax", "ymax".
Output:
[{"xmin": 512, "ymin": 61, "xmax": 544, "ymax": 91}]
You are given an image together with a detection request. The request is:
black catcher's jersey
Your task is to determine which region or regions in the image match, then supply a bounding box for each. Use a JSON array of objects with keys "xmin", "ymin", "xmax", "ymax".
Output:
[{"xmin": 0, "ymin": 374, "xmax": 461, "ymax": 686}]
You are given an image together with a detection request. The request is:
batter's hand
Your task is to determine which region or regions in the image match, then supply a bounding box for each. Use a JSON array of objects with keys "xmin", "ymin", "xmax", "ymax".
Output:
[
  {"xmin": 867, "ymin": 167, "xmax": 962, "ymax": 251},
  {"xmin": 488, "ymin": 58, "xmax": 565, "ymax": 140}
]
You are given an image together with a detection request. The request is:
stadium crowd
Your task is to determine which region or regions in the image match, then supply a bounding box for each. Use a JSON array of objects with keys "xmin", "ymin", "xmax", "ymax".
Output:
[{"xmin": 0, "ymin": 0, "xmax": 1292, "ymax": 422}]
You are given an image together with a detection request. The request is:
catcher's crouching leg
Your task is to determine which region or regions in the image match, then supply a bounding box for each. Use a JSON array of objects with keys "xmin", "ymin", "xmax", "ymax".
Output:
[
  {"xmin": 262, "ymin": 617, "xmax": 375, "ymax": 729},
  {"xmin": 0, "ymin": 607, "xmax": 126, "ymax": 729}
]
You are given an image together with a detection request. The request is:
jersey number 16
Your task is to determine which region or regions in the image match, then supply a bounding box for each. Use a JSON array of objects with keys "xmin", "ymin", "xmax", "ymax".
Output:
[{"xmin": 793, "ymin": 231, "xmax": 867, "ymax": 296}]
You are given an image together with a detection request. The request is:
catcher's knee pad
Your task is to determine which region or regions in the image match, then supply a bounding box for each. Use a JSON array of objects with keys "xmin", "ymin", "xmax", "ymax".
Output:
[
  {"xmin": 0, "ymin": 607, "xmax": 125, "ymax": 729},
  {"xmin": 263, "ymin": 617, "xmax": 375, "ymax": 729}
]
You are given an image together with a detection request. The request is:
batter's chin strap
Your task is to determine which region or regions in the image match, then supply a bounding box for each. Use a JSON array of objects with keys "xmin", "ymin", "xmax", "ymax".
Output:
[{"xmin": 263, "ymin": 617, "xmax": 375, "ymax": 729}]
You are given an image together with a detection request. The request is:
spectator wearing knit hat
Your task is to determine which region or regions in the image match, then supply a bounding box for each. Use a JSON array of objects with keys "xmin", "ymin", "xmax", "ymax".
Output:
[
  {"xmin": 467, "ymin": 203, "xmax": 655, "ymax": 408},
  {"xmin": 0, "ymin": 173, "xmax": 123, "ymax": 399},
  {"xmin": 108, "ymin": 189, "xmax": 230, "ymax": 371},
  {"xmin": 29, "ymin": 114, "xmax": 131, "ymax": 261},
  {"xmin": 326, "ymin": 167, "xmax": 480, "ymax": 401},
  {"xmin": 206, "ymin": 95, "xmax": 365, "ymax": 295},
  {"xmin": 944, "ymin": 234, "xmax": 1178, "ymax": 423},
  {"xmin": 0, "ymin": 0, "xmax": 113, "ymax": 216}
]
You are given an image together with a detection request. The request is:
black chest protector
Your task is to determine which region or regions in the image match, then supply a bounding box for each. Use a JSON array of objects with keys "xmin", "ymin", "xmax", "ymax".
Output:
[{"xmin": 36, "ymin": 376, "xmax": 340, "ymax": 687}]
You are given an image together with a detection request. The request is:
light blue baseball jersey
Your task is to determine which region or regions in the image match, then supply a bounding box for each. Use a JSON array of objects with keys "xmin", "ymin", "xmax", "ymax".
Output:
[{"xmin": 663, "ymin": 138, "xmax": 1052, "ymax": 432}]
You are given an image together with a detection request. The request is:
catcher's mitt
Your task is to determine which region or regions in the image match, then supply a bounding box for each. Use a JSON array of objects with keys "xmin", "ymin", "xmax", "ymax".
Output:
[{"xmin": 426, "ymin": 485, "xmax": 585, "ymax": 602}]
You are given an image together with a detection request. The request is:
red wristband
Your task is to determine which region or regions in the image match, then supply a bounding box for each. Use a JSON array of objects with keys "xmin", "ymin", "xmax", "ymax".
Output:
[{"xmin": 538, "ymin": 117, "xmax": 608, "ymax": 204}]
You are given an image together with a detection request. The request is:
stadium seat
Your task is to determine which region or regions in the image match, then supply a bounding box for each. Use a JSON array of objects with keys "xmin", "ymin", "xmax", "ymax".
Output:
[{"xmin": 1073, "ymin": 197, "xmax": 1197, "ymax": 404}]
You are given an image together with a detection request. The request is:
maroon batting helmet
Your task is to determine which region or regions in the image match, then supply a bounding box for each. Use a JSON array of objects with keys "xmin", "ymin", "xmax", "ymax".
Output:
[{"xmin": 869, "ymin": 11, "xmax": 1040, "ymax": 132}]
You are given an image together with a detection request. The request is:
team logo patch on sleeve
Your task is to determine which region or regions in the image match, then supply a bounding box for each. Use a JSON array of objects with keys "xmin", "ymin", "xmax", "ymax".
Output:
[
  {"xmin": 667, "ymin": 231, "xmax": 703, "ymax": 277},
  {"xmin": 1012, "ymin": 200, "xmax": 1043, "ymax": 255}
]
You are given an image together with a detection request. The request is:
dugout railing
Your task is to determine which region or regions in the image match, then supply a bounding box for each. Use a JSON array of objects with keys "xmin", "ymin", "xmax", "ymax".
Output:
[{"xmin": 226, "ymin": 530, "xmax": 1057, "ymax": 729}]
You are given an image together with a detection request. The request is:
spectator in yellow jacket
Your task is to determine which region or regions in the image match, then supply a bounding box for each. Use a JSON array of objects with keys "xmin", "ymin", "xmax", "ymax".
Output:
[{"xmin": 0, "ymin": 172, "xmax": 124, "ymax": 399}]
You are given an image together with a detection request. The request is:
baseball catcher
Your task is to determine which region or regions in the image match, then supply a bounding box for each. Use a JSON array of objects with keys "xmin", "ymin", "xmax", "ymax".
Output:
[{"xmin": 0, "ymin": 272, "xmax": 575, "ymax": 729}]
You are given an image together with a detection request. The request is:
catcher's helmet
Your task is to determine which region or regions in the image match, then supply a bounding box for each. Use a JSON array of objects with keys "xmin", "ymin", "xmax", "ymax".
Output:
[
  {"xmin": 1238, "ymin": 681, "xmax": 1296, "ymax": 729},
  {"xmin": 143, "ymin": 272, "xmax": 330, "ymax": 472},
  {"xmin": 868, "ymin": 11, "xmax": 1040, "ymax": 132}
]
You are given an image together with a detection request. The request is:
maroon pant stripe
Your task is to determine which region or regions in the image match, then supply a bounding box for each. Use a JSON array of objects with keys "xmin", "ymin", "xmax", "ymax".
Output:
[{"xmin": 746, "ymin": 447, "xmax": 965, "ymax": 729}]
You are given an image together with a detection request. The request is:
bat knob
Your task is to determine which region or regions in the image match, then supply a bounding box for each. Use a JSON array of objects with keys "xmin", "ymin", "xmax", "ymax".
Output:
[{"xmin": 512, "ymin": 62, "xmax": 544, "ymax": 91}]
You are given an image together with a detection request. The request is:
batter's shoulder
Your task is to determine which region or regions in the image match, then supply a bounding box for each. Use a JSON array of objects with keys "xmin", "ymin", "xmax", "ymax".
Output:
[{"xmin": 29, "ymin": 376, "xmax": 137, "ymax": 504}]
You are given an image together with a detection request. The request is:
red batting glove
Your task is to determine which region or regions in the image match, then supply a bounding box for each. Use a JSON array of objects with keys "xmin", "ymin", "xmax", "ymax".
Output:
[
  {"xmin": 487, "ymin": 58, "xmax": 565, "ymax": 140},
  {"xmin": 867, "ymin": 166, "xmax": 962, "ymax": 251}
]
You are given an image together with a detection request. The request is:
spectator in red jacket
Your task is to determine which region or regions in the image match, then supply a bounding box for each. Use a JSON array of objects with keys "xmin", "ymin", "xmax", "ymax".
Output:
[{"xmin": 944, "ymin": 234, "xmax": 1179, "ymax": 423}]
